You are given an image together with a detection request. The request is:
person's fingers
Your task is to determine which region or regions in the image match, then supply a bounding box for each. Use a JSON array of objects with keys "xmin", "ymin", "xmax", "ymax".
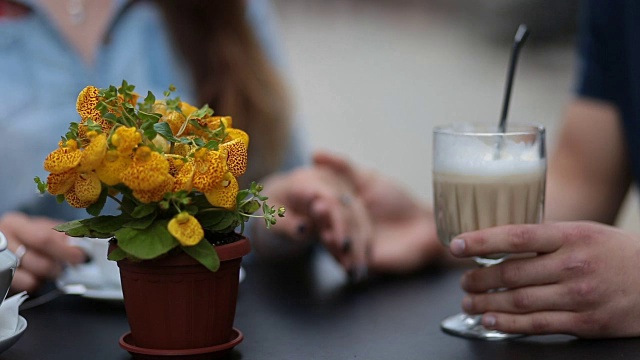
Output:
[
  {"xmin": 270, "ymin": 210, "xmax": 314, "ymax": 242},
  {"xmin": 310, "ymin": 198, "xmax": 346, "ymax": 263},
  {"xmin": 3, "ymin": 213, "xmax": 86, "ymax": 264},
  {"xmin": 480, "ymin": 311, "xmax": 583, "ymax": 336},
  {"xmin": 312, "ymin": 151, "xmax": 354, "ymax": 177},
  {"xmin": 312, "ymin": 151, "xmax": 365, "ymax": 190},
  {"xmin": 450, "ymin": 224, "xmax": 564, "ymax": 258},
  {"xmin": 14, "ymin": 249, "xmax": 64, "ymax": 279},
  {"xmin": 460, "ymin": 254, "xmax": 560, "ymax": 293},
  {"xmin": 11, "ymin": 269, "xmax": 40, "ymax": 294},
  {"xmin": 462, "ymin": 284, "xmax": 580, "ymax": 315}
]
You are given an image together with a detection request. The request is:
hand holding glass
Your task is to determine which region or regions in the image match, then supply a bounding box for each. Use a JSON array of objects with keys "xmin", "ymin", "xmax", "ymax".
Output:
[{"xmin": 433, "ymin": 123, "xmax": 546, "ymax": 340}]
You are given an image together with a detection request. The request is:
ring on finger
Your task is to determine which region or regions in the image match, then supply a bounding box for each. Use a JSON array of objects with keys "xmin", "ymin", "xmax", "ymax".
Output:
[
  {"xmin": 339, "ymin": 193, "xmax": 352, "ymax": 206},
  {"xmin": 14, "ymin": 245, "xmax": 27, "ymax": 267}
]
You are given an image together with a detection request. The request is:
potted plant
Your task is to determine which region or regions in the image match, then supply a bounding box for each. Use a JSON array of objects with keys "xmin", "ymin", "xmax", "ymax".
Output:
[{"xmin": 35, "ymin": 81, "xmax": 283, "ymax": 358}]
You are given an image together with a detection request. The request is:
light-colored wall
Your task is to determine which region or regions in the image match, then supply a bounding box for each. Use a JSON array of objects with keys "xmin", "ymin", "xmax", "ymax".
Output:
[{"xmin": 273, "ymin": 1, "xmax": 640, "ymax": 234}]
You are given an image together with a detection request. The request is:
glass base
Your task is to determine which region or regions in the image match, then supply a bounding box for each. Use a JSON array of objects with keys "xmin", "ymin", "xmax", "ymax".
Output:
[{"xmin": 440, "ymin": 313, "xmax": 523, "ymax": 340}]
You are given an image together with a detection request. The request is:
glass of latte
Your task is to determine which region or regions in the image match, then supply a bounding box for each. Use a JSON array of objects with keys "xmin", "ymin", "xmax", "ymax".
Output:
[{"xmin": 433, "ymin": 122, "xmax": 546, "ymax": 340}]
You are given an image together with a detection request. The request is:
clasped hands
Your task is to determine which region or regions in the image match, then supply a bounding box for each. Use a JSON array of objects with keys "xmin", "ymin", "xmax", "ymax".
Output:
[{"xmin": 256, "ymin": 151, "xmax": 443, "ymax": 282}]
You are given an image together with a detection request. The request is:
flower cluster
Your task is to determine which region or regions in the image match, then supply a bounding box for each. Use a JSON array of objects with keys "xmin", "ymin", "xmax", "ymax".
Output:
[{"xmin": 36, "ymin": 82, "xmax": 283, "ymax": 271}]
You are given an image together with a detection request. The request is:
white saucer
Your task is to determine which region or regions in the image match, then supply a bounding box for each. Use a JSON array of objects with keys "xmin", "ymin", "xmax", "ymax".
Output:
[
  {"xmin": 57, "ymin": 263, "xmax": 124, "ymax": 301},
  {"xmin": 0, "ymin": 316, "xmax": 27, "ymax": 354},
  {"xmin": 58, "ymin": 264, "xmax": 246, "ymax": 302}
]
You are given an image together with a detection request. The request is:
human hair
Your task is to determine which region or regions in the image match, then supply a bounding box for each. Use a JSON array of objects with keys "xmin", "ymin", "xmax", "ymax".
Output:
[{"xmin": 155, "ymin": 0, "xmax": 292, "ymax": 187}]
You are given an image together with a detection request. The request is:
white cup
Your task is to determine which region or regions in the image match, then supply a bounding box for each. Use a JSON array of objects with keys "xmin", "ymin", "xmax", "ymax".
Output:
[{"xmin": 68, "ymin": 237, "xmax": 121, "ymax": 289}]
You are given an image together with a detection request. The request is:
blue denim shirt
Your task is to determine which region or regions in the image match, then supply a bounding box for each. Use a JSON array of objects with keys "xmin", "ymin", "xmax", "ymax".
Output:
[{"xmin": 0, "ymin": 0, "xmax": 307, "ymax": 217}]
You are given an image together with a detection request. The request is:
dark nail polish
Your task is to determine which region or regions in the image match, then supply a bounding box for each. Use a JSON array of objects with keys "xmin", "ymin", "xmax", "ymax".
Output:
[
  {"xmin": 348, "ymin": 265, "xmax": 368, "ymax": 284},
  {"xmin": 342, "ymin": 237, "xmax": 352, "ymax": 253}
]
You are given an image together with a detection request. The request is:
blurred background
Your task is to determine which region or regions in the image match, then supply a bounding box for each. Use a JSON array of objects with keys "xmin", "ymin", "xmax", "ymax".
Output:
[{"xmin": 271, "ymin": 0, "xmax": 640, "ymax": 232}]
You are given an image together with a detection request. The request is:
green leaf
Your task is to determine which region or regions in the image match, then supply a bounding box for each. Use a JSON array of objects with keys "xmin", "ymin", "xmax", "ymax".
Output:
[
  {"xmin": 86, "ymin": 215, "xmax": 130, "ymax": 234},
  {"xmin": 54, "ymin": 220, "xmax": 88, "ymax": 233},
  {"xmin": 34, "ymin": 176, "xmax": 47, "ymax": 194},
  {"xmin": 123, "ymin": 213, "xmax": 157, "ymax": 230},
  {"xmin": 140, "ymin": 91, "xmax": 156, "ymax": 113},
  {"xmin": 139, "ymin": 111, "xmax": 161, "ymax": 123},
  {"xmin": 131, "ymin": 204, "xmax": 157, "ymax": 218},
  {"xmin": 107, "ymin": 246, "xmax": 128, "ymax": 261},
  {"xmin": 241, "ymin": 199, "xmax": 261, "ymax": 215},
  {"xmin": 188, "ymin": 104, "xmax": 214, "ymax": 119},
  {"xmin": 154, "ymin": 122, "xmax": 179, "ymax": 143},
  {"xmin": 181, "ymin": 241, "xmax": 220, "ymax": 272},
  {"xmin": 196, "ymin": 210, "xmax": 236, "ymax": 230},
  {"xmin": 114, "ymin": 220, "xmax": 178, "ymax": 260},
  {"xmin": 86, "ymin": 187, "xmax": 108, "ymax": 216}
]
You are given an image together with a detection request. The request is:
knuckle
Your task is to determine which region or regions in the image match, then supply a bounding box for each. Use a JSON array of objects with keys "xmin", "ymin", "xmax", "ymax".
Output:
[
  {"xmin": 567, "ymin": 280, "xmax": 598, "ymax": 304},
  {"xmin": 498, "ymin": 263, "xmax": 521, "ymax": 288},
  {"xmin": 560, "ymin": 253, "xmax": 594, "ymax": 276},
  {"xmin": 570, "ymin": 312, "xmax": 603, "ymax": 337},
  {"xmin": 560, "ymin": 223, "xmax": 596, "ymax": 246},
  {"xmin": 530, "ymin": 315, "xmax": 553, "ymax": 334},
  {"xmin": 505, "ymin": 226, "xmax": 535, "ymax": 251},
  {"xmin": 511, "ymin": 289, "xmax": 533, "ymax": 311}
]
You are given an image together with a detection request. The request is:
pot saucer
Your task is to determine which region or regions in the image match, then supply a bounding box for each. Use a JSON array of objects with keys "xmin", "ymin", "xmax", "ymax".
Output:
[{"xmin": 119, "ymin": 328, "xmax": 243, "ymax": 359}]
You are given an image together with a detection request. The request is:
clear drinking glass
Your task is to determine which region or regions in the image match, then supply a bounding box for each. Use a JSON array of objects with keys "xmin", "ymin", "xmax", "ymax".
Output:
[{"xmin": 433, "ymin": 123, "xmax": 546, "ymax": 340}]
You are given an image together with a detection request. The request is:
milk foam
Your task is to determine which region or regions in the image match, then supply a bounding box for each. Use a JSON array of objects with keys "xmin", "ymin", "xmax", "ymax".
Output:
[{"xmin": 434, "ymin": 135, "xmax": 544, "ymax": 176}]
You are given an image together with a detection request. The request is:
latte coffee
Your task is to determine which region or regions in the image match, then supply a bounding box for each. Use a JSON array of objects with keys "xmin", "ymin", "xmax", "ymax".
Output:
[
  {"xmin": 433, "ymin": 170, "xmax": 545, "ymax": 248},
  {"xmin": 432, "ymin": 123, "xmax": 546, "ymax": 263}
]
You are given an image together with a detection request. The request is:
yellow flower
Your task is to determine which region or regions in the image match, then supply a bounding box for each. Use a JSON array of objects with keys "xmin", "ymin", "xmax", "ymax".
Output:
[
  {"xmin": 204, "ymin": 172, "xmax": 239, "ymax": 210},
  {"xmin": 166, "ymin": 156, "xmax": 185, "ymax": 177},
  {"xmin": 46, "ymin": 168, "xmax": 77, "ymax": 195},
  {"xmin": 193, "ymin": 116, "xmax": 233, "ymax": 139},
  {"xmin": 111, "ymin": 126, "xmax": 141, "ymax": 156},
  {"xmin": 220, "ymin": 137, "xmax": 248, "ymax": 178},
  {"xmin": 77, "ymin": 132, "xmax": 108, "ymax": 173},
  {"xmin": 163, "ymin": 111, "xmax": 188, "ymax": 136},
  {"xmin": 121, "ymin": 146, "xmax": 171, "ymax": 191},
  {"xmin": 95, "ymin": 150, "xmax": 131, "ymax": 186},
  {"xmin": 64, "ymin": 186, "xmax": 94, "ymax": 208},
  {"xmin": 168, "ymin": 212, "xmax": 204, "ymax": 246},
  {"xmin": 225, "ymin": 128, "xmax": 248, "ymax": 147},
  {"xmin": 133, "ymin": 176, "xmax": 175, "ymax": 203},
  {"xmin": 151, "ymin": 100, "xmax": 168, "ymax": 116},
  {"xmin": 63, "ymin": 172, "xmax": 101, "ymax": 208},
  {"xmin": 73, "ymin": 171, "xmax": 102, "ymax": 203},
  {"xmin": 192, "ymin": 148, "xmax": 227, "ymax": 192},
  {"xmin": 76, "ymin": 86, "xmax": 101, "ymax": 121},
  {"xmin": 44, "ymin": 140, "xmax": 82, "ymax": 174},
  {"xmin": 180, "ymin": 101, "xmax": 198, "ymax": 117},
  {"xmin": 173, "ymin": 143, "xmax": 194, "ymax": 157},
  {"xmin": 173, "ymin": 161, "xmax": 194, "ymax": 192}
]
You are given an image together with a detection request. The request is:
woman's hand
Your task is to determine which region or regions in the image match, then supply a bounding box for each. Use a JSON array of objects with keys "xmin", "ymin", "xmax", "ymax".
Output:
[
  {"xmin": 254, "ymin": 164, "xmax": 373, "ymax": 280},
  {"xmin": 312, "ymin": 151, "xmax": 444, "ymax": 275},
  {"xmin": 0, "ymin": 212, "xmax": 86, "ymax": 293},
  {"xmin": 450, "ymin": 221, "xmax": 640, "ymax": 338}
]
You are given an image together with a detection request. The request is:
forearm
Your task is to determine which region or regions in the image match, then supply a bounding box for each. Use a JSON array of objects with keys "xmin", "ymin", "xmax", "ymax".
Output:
[{"xmin": 545, "ymin": 98, "xmax": 631, "ymax": 224}]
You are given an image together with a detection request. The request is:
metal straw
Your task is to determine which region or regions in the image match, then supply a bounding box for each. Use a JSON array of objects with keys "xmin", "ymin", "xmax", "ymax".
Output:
[{"xmin": 498, "ymin": 24, "xmax": 530, "ymax": 134}]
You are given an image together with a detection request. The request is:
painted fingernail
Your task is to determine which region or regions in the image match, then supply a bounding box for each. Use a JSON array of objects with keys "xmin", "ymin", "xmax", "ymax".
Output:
[
  {"xmin": 297, "ymin": 223, "xmax": 306, "ymax": 235},
  {"xmin": 450, "ymin": 238, "xmax": 466, "ymax": 256},
  {"xmin": 483, "ymin": 315, "xmax": 497, "ymax": 328},
  {"xmin": 348, "ymin": 265, "xmax": 368, "ymax": 283},
  {"xmin": 462, "ymin": 296, "xmax": 472, "ymax": 312},
  {"xmin": 341, "ymin": 237, "xmax": 352, "ymax": 253}
]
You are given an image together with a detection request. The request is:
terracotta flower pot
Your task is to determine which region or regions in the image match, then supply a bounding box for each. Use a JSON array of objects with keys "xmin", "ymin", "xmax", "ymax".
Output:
[{"xmin": 114, "ymin": 236, "xmax": 250, "ymax": 353}]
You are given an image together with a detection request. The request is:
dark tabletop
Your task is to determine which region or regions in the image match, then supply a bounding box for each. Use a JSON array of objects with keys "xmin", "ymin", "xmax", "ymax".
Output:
[{"xmin": 2, "ymin": 250, "xmax": 640, "ymax": 360}]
